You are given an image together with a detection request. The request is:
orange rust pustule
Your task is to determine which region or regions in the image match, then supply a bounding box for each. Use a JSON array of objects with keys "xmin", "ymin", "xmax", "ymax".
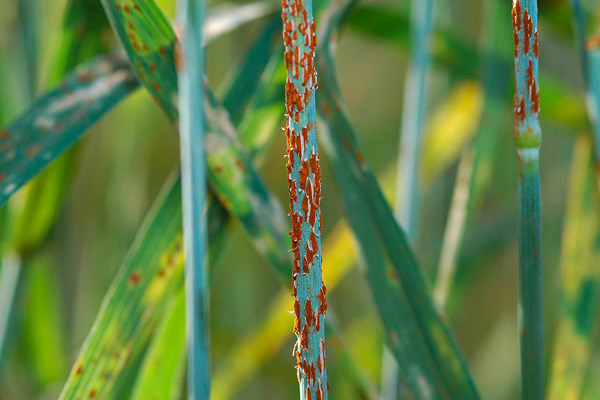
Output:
[
  {"xmin": 533, "ymin": 31, "xmax": 539, "ymax": 57},
  {"xmin": 305, "ymin": 298, "xmax": 314, "ymax": 328},
  {"xmin": 523, "ymin": 10, "xmax": 532, "ymax": 55},
  {"xmin": 530, "ymin": 79, "xmax": 539, "ymax": 113},
  {"xmin": 511, "ymin": 0, "xmax": 522, "ymax": 58},
  {"xmin": 301, "ymin": 325, "xmax": 309, "ymax": 350},
  {"xmin": 294, "ymin": 299, "xmax": 301, "ymax": 334},
  {"xmin": 587, "ymin": 35, "xmax": 600, "ymax": 50},
  {"xmin": 526, "ymin": 60, "xmax": 534, "ymax": 90},
  {"xmin": 514, "ymin": 96, "xmax": 526, "ymax": 127}
]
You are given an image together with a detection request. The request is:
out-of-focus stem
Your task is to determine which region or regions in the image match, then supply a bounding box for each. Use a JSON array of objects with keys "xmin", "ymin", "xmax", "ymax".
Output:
[{"xmin": 176, "ymin": 0, "xmax": 211, "ymax": 397}]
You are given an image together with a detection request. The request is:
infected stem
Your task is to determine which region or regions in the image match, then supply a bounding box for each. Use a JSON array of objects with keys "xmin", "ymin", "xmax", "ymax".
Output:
[{"xmin": 281, "ymin": 0, "xmax": 328, "ymax": 397}]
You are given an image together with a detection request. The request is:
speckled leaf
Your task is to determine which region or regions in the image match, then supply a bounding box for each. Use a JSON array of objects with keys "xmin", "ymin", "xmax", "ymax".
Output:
[
  {"xmin": 0, "ymin": 53, "xmax": 139, "ymax": 206},
  {"xmin": 0, "ymin": 2, "xmax": 272, "ymax": 210}
]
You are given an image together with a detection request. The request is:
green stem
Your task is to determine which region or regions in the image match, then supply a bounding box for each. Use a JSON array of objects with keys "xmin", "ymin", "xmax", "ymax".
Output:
[
  {"xmin": 517, "ymin": 155, "xmax": 543, "ymax": 400},
  {"xmin": 176, "ymin": 0, "xmax": 211, "ymax": 397}
]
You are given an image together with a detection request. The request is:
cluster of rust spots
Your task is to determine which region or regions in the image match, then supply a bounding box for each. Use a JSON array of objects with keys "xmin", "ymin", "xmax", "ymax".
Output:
[
  {"xmin": 282, "ymin": 0, "xmax": 318, "ymax": 124},
  {"xmin": 511, "ymin": 0, "xmax": 540, "ymax": 128},
  {"xmin": 116, "ymin": 0, "xmax": 166, "ymax": 96}
]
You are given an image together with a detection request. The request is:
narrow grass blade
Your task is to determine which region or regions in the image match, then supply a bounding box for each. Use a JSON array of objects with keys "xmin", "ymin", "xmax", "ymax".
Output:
[
  {"xmin": 384, "ymin": 0, "xmax": 434, "ymax": 393},
  {"xmin": 346, "ymin": 5, "xmax": 585, "ymax": 130},
  {"xmin": 0, "ymin": 253, "xmax": 22, "ymax": 373},
  {"xmin": 0, "ymin": 54, "xmax": 138, "ymax": 206},
  {"xmin": 433, "ymin": 149, "xmax": 475, "ymax": 307},
  {"xmin": 511, "ymin": 1, "xmax": 543, "ymax": 398},
  {"xmin": 176, "ymin": 0, "xmax": 211, "ymax": 397},
  {"xmin": 548, "ymin": 137, "xmax": 600, "ymax": 399},
  {"xmin": 316, "ymin": 0, "xmax": 478, "ymax": 397},
  {"xmin": 393, "ymin": 0, "xmax": 433, "ymax": 237},
  {"xmin": 220, "ymin": 16, "xmax": 281, "ymax": 126},
  {"xmin": 131, "ymin": 290, "xmax": 186, "ymax": 400},
  {"xmin": 17, "ymin": 0, "xmax": 39, "ymax": 99},
  {"xmin": 281, "ymin": 0, "xmax": 328, "ymax": 396},
  {"xmin": 100, "ymin": 0, "xmax": 292, "ymax": 276}
]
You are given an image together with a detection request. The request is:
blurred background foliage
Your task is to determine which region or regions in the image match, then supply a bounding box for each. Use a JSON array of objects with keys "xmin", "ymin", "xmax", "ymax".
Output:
[{"xmin": 0, "ymin": 0, "xmax": 599, "ymax": 399}]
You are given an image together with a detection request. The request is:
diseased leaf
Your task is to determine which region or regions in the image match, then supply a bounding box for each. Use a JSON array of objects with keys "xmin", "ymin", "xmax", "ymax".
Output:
[
  {"xmin": 58, "ymin": 176, "xmax": 184, "ymax": 400},
  {"xmin": 0, "ymin": 53, "xmax": 139, "ymax": 206}
]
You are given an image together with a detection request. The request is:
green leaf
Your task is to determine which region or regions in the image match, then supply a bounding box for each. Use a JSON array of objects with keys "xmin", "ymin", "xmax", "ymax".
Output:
[{"xmin": 131, "ymin": 290, "xmax": 186, "ymax": 400}]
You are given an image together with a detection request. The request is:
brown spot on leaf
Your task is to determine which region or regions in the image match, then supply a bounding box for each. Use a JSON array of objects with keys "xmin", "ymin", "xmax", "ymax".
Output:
[{"xmin": 129, "ymin": 272, "xmax": 141, "ymax": 286}]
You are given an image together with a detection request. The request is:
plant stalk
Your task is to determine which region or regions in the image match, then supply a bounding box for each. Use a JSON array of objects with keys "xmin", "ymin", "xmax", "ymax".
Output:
[
  {"xmin": 512, "ymin": 0, "xmax": 543, "ymax": 398},
  {"xmin": 176, "ymin": 0, "xmax": 211, "ymax": 397},
  {"xmin": 281, "ymin": 0, "xmax": 328, "ymax": 396}
]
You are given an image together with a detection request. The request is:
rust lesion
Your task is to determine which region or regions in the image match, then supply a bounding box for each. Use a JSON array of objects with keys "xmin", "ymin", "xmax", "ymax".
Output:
[
  {"xmin": 523, "ymin": 9, "xmax": 533, "ymax": 55},
  {"xmin": 511, "ymin": 0, "xmax": 522, "ymax": 58},
  {"xmin": 514, "ymin": 96, "xmax": 526, "ymax": 128},
  {"xmin": 587, "ymin": 34, "xmax": 600, "ymax": 50}
]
